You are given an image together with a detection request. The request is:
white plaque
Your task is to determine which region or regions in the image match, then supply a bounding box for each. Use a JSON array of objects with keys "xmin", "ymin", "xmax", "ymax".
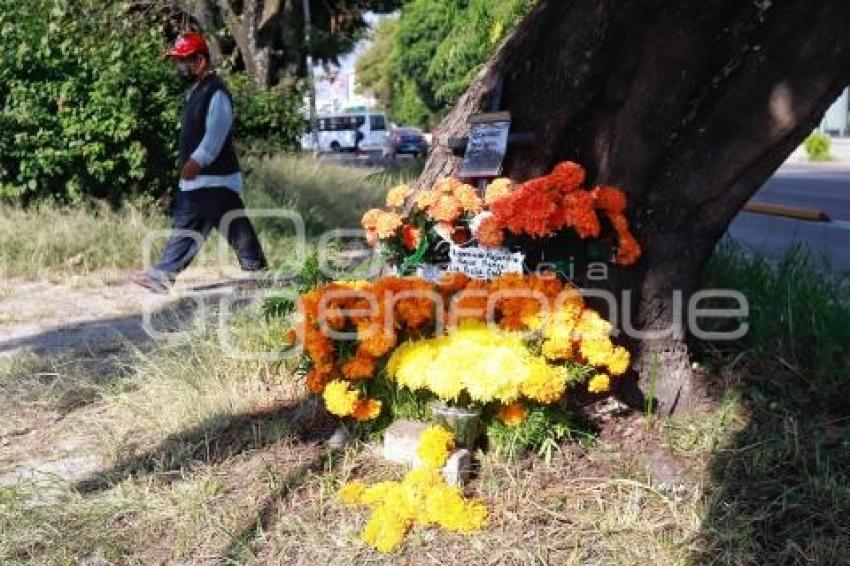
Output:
[{"xmin": 448, "ymin": 245, "xmax": 525, "ymax": 280}]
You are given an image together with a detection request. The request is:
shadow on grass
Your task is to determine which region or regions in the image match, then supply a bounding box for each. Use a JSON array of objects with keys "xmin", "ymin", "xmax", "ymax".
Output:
[
  {"xmin": 691, "ymin": 243, "xmax": 850, "ymax": 563},
  {"xmin": 75, "ymin": 398, "xmax": 336, "ymax": 494},
  {"xmin": 692, "ymin": 375, "xmax": 850, "ymax": 564}
]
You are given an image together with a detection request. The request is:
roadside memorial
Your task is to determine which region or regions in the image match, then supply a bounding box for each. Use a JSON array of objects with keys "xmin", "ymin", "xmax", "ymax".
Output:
[{"xmin": 275, "ymin": 114, "xmax": 643, "ymax": 551}]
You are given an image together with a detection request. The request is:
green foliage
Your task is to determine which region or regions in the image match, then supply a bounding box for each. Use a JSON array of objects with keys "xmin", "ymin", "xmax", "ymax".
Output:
[
  {"xmin": 0, "ymin": 0, "xmax": 182, "ymax": 204},
  {"xmin": 699, "ymin": 243, "xmax": 850, "ymax": 397},
  {"xmin": 486, "ymin": 405, "xmax": 593, "ymax": 464},
  {"xmin": 354, "ymin": 18, "xmax": 397, "ymax": 110},
  {"xmin": 803, "ymin": 131, "xmax": 832, "ymax": 161},
  {"xmin": 228, "ymin": 75, "xmax": 305, "ymax": 153},
  {"xmin": 370, "ymin": 0, "xmax": 534, "ymax": 127}
]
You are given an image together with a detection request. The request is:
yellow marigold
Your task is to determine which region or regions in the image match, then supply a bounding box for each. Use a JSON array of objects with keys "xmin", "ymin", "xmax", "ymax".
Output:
[
  {"xmin": 453, "ymin": 183, "xmax": 482, "ymax": 213},
  {"xmin": 607, "ymin": 346, "xmax": 631, "ymax": 376},
  {"xmin": 413, "ymin": 188, "xmax": 438, "ymax": 210},
  {"xmin": 428, "ymin": 194, "xmax": 462, "ymax": 223},
  {"xmin": 417, "ymin": 425, "xmax": 455, "ymax": 469},
  {"xmin": 352, "ymin": 398, "xmax": 382, "ymax": 421},
  {"xmin": 386, "ymin": 184, "xmax": 412, "ymax": 208},
  {"xmin": 375, "ymin": 211, "xmax": 403, "ymax": 238},
  {"xmin": 361, "ymin": 208, "xmax": 382, "ymax": 230},
  {"xmin": 587, "ymin": 373, "xmax": 611, "ymax": 393},
  {"xmin": 579, "ymin": 337, "xmax": 615, "ymax": 368},
  {"xmin": 339, "ymin": 480, "xmax": 367, "ymax": 505},
  {"xmin": 497, "ymin": 402, "xmax": 526, "ymax": 426},
  {"xmin": 322, "ymin": 380, "xmax": 359, "ymax": 417},
  {"xmin": 485, "ymin": 177, "xmax": 512, "ymax": 204},
  {"xmin": 573, "ymin": 308, "xmax": 613, "ymax": 340},
  {"xmin": 520, "ymin": 360, "xmax": 567, "ymax": 404},
  {"xmin": 361, "ymin": 505, "xmax": 411, "ymax": 553},
  {"xmin": 424, "ymin": 484, "xmax": 488, "ymax": 533}
]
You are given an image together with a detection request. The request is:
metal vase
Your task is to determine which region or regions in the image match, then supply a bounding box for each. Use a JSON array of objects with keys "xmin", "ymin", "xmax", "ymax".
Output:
[{"xmin": 429, "ymin": 400, "xmax": 482, "ymax": 449}]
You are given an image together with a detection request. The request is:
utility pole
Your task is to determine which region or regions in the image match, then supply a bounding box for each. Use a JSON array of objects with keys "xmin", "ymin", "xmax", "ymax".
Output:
[{"xmin": 303, "ymin": 0, "xmax": 320, "ymax": 158}]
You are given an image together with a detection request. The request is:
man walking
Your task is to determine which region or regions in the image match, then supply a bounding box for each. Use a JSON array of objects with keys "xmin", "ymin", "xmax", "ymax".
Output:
[{"xmin": 133, "ymin": 32, "xmax": 267, "ymax": 293}]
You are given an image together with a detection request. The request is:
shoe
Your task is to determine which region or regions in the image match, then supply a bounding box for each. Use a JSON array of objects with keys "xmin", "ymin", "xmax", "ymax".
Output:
[{"xmin": 131, "ymin": 271, "xmax": 170, "ymax": 294}]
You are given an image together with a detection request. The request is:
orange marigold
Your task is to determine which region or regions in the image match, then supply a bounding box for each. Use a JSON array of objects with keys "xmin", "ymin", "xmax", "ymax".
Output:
[
  {"xmin": 402, "ymin": 224, "xmax": 422, "ymax": 251},
  {"xmin": 606, "ymin": 212, "xmax": 642, "ymax": 265},
  {"xmin": 549, "ymin": 161, "xmax": 586, "ymax": 193},
  {"xmin": 357, "ymin": 322, "xmax": 398, "ymax": 357},
  {"xmin": 497, "ymin": 402, "xmax": 527, "ymax": 426},
  {"xmin": 352, "ymin": 398, "xmax": 382, "ymax": 421},
  {"xmin": 559, "ymin": 191, "xmax": 600, "ymax": 239},
  {"xmin": 593, "ymin": 186, "xmax": 627, "ymax": 214},
  {"xmin": 306, "ymin": 369, "xmax": 327, "ymax": 393},
  {"xmin": 475, "ymin": 215, "xmax": 504, "ymax": 248},
  {"xmin": 341, "ymin": 349, "xmax": 377, "ymax": 381}
]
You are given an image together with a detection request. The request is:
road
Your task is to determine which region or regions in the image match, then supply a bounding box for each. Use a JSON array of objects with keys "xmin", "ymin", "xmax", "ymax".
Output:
[{"xmin": 726, "ymin": 163, "xmax": 850, "ymax": 273}]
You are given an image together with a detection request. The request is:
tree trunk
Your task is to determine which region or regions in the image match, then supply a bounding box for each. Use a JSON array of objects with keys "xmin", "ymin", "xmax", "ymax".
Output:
[{"xmin": 416, "ymin": 0, "xmax": 850, "ymax": 414}]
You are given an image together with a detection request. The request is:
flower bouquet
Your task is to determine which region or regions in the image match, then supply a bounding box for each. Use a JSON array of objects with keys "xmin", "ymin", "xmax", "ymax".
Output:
[{"xmin": 361, "ymin": 161, "xmax": 642, "ymax": 277}]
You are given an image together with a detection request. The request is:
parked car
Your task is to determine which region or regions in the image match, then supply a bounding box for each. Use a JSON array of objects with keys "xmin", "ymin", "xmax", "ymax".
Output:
[
  {"xmin": 300, "ymin": 111, "xmax": 390, "ymax": 153},
  {"xmin": 385, "ymin": 127, "xmax": 429, "ymax": 158}
]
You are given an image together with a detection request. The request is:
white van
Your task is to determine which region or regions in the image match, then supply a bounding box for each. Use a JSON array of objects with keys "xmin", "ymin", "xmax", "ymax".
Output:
[{"xmin": 300, "ymin": 112, "xmax": 390, "ymax": 153}]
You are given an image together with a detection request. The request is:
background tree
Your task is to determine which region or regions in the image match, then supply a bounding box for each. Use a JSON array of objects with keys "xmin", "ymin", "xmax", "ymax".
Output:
[
  {"xmin": 173, "ymin": 0, "xmax": 403, "ymax": 89},
  {"xmin": 414, "ymin": 0, "xmax": 850, "ymax": 414},
  {"xmin": 356, "ymin": 0, "xmax": 533, "ymax": 127}
]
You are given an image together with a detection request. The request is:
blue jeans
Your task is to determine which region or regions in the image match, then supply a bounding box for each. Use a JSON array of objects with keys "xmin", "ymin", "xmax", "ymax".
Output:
[{"xmin": 150, "ymin": 187, "xmax": 267, "ymax": 280}]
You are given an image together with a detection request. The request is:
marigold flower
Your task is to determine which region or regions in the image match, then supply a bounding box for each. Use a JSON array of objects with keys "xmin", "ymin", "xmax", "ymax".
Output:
[
  {"xmin": 497, "ymin": 402, "xmax": 526, "ymax": 426},
  {"xmin": 401, "ymin": 223, "xmax": 421, "ymax": 251},
  {"xmin": 352, "ymin": 398, "xmax": 382, "ymax": 421},
  {"xmin": 361, "ymin": 505, "xmax": 411, "ymax": 553},
  {"xmin": 322, "ymin": 379, "xmax": 359, "ymax": 417},
  {"xmin": 593, "ymin": 186, "xmax": 627, "ymax": 213},
  {"xmin": 453, "ymin": 183, "xmax": 482, "ymax": 213},
  {"xmin": 413, "ymin": 188, "xmax": 438, "ymax": 210},
  {"xmin": 386, "ymin": 184, "xmax": 412, "ymax": 208},
  {"xmin": 361, "ymin": 208, "xmax": 382, "ymax": 230},
  {"xmin": 485, "ymin": 177, "xmax": 513, "ymax": 203},
  {"xmin": 475, "ymin": 215, "xmax": 504, "ymax": 248},
  {"xmin": 341, "ymin": 349, "xmax": 376, "ymax": 381},
  {"xmin": 417, "ymin": 425, "xmax": 455, "ymax": 469},
  {"xmin": 587, "ymin": 373, "xmax": 611, "ymax": 393},
  {"xmin": 305, "ymin": 369, "xmax": 327, "ymax": 393},
  {"xmin": 429, "ymin": 194, "xmax": 462, "ymax": 223},
  {"xmin": 375, "ymin": 211, "xmax": 403, "ymax": 238},
  {"xmin": 339, "ymin": 480, "xmax": 367, "ymax": 504},
  {"xmin": 550, "ymin": 161, "xmax": 586, "ymax": 193}
]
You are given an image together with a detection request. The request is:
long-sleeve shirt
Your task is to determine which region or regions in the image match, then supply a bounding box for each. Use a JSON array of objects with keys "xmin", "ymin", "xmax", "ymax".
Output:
[{"xmin": 179, "ymin": 90, "xmax": 242, "ymax": 193}]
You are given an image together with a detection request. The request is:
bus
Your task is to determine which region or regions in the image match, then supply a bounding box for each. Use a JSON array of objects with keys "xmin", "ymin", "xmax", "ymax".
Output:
[{"xmin": 300, "ymin": 112, "xmax": 390, "ymax": 153}]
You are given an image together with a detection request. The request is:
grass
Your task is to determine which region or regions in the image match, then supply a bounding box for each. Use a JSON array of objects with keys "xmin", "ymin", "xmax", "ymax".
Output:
[
  {"xmin": 2, "ymin": 196, "xmax": 850, "ymax": 561},
  {"xmin": 0, "ymin": 154, "xmax": 395, "ymax": 279}
]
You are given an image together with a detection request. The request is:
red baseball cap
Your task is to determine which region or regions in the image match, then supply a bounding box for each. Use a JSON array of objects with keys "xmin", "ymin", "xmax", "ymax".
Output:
[{"xmin": 168, "ymin": 32, "xmax": 209, "ymax": 58}]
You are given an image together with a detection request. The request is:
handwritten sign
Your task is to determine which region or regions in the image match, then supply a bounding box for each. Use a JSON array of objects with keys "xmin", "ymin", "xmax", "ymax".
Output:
[
  {"xmin": 458, "ymin": 113, "xmax": 511, "ymax": 178},
  {"xmin": 448, "ymin": 245, "xmax": 525, "ymax": 280}
]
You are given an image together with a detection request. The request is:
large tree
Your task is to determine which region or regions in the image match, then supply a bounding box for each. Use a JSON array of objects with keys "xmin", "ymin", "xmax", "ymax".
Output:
[{"xmin": 416, "ymin": 0, "xmax": 850, "ymax": 414}]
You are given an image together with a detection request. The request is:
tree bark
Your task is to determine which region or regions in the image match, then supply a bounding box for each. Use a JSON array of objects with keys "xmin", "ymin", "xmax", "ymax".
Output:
[{"xmin": 416, "ymin": 0, "xmax": 850, "ymax": 414}]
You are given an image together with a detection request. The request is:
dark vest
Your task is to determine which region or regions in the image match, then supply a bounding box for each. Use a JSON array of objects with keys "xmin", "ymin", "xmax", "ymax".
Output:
[{"xmin": 179, "ymin": 73, "xmax": 240, "ymax": 176}]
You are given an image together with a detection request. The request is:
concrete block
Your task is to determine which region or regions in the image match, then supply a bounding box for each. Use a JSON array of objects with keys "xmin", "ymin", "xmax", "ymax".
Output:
[
  {"xmin": 383, "ymin": 420, "xmax": 429, "ymax": 466},
  {"xmin": 441, "ymin": 448, "xmax": 472, "ymax": 487}
]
